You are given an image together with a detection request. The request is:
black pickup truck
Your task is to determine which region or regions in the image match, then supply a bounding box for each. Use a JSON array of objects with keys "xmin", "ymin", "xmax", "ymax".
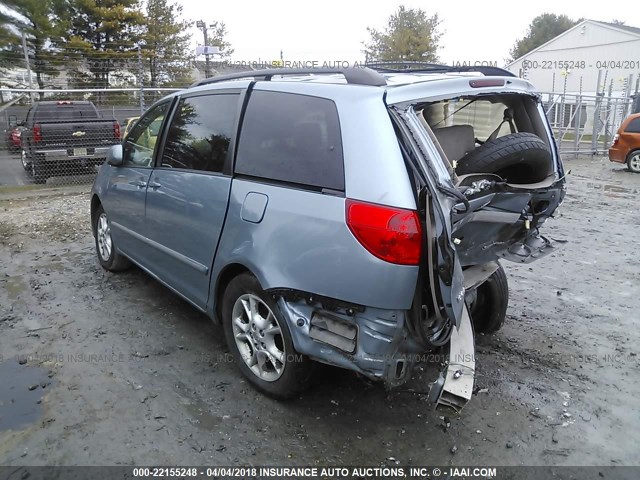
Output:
[{"xmin": 21, "ymin": 100, "xmax": 121, "ymax": 183}]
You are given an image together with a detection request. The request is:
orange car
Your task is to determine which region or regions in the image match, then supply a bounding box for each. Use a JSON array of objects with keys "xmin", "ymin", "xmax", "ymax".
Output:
[{"xmin": 609, "ymin": 113, "xmax": 640, "ymax": 173}]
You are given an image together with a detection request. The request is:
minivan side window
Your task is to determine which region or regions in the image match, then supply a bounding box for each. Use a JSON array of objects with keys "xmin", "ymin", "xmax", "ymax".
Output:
[
  {"xmin": 235, "ymin": 91, "xmax": 345, "ymax": 191},
  {"xmin": 160, "ymin": 94, "xmax": 238, "ymax": 173},
  {"xmin": 123, "ymin": 101, "xmax": 170, "ymax": 167},
  {"xmin": 625, "ymin": 118, "xmax": 640, "ymax": 133}
]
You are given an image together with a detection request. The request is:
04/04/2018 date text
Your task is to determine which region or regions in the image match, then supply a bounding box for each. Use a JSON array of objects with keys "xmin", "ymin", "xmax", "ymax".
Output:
[{"xmin": 522, "ymin": 59, "xmax": 640, "ymax": 70}]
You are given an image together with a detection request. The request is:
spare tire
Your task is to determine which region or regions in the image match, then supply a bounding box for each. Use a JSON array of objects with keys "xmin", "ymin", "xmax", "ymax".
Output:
[{"xmin": 456, "ymin": 132, "xmax": 552, "ymax": 184}]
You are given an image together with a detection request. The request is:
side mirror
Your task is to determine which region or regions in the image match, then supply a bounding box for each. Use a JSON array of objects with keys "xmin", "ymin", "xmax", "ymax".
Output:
[{"xmin": 106, "ymin": 144, "xmax": 124, "ymax": 166}]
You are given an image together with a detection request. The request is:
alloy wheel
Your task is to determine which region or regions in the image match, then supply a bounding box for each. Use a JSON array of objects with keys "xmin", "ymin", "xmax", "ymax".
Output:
[
  {"xmin": 96, "ymin": 213, "xmax": 112, "ymax": 261},
  {"xmin": 231, "ymin": 293, "xmax": 286, "ymax": 381}
]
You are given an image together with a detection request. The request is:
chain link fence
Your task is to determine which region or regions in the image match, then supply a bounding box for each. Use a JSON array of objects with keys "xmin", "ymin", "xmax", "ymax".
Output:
[
  {"xmin": 0, "ymin": 88, "xmax": 176, "ymax": 187},
  {"xmin": 542, "ymin": 92, "xmax": 636, "ymax": 156},
  {"xmin": 1, "ymin": 82, "xmax": 639, "ymax": 188}
]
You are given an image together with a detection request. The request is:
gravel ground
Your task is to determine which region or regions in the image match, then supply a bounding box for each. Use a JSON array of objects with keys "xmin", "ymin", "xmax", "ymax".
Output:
[{"xmin": 0, "ymin": 157, "xmax": 638, "ymax": 476}]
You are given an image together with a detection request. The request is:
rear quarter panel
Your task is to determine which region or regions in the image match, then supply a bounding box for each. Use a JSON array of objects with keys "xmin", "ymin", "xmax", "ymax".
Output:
[{"xmin": 210, "ymin": 179, "xmax": 419, "ymax": 311}]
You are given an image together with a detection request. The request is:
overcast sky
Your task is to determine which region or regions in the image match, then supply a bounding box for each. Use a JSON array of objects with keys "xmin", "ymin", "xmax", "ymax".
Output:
[{"xmin": 180, "ymin": 0, "xmax": 640, "ymax": 66}]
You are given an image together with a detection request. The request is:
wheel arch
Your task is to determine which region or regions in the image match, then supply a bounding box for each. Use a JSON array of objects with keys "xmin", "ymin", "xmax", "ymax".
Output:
[
  {"xmin": 212, "ymin": 262, "xmax": 255, "ymax": 323},
  {"xmin": 626, "ymin": 149, "xmax": 640, "ymax": 172},
  {"xmin": 90, "ymin": 194, "xmax": 102, "ymax": 234},
  {"xmin": 626, "ymin": 148, "xmax": 640, "ymax": 161}
]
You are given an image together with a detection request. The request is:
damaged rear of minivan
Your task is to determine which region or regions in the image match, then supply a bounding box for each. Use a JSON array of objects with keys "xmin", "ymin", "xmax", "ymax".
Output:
[
  {"xmin": 383, "ymin": 75, "xmax": 565, "ymax": 406},
  {"xmin": 390, "ymin": 77, "xmax": 564, "ymax": 313}
]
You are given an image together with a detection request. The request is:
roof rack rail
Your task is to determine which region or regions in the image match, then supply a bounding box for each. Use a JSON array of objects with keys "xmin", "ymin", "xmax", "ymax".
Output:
[
  {"xmin": 190, "ymin": 67, "xmax": 387, "ymax": 88},
  {"xmin": 365, "ymin": 61, "xmax": 516, "ymax": 78}
]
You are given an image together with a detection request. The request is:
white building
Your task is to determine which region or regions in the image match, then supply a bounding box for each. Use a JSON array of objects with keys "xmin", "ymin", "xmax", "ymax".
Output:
[
  {"xmin": 506, "ymin": 20, "xmax": 640, "ymax": 138},
  {"xmin": 506, "ymin": 20, "xmax": 640, "ymax": 96}
]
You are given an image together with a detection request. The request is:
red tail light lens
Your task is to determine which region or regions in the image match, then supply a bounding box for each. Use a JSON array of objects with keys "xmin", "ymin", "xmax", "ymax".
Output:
[
  {"xmin": 346, "ymin": 199, "xmax": 422, "ymax": 265},
  {"xmin": 114, "ymin": 122, "xmax": 121, "ymax": 140},
  {"xmin": 33, "ymin": 124, "xmax": 42, "ymax": 143}
]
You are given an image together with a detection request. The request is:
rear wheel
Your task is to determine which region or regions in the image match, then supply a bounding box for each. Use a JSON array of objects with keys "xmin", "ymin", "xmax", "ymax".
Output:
[
  {"xmin": 627, "ymin": 151, "xmax": 640, "ymax": 173},
  {"xmin": 467, "ymin": 264, "xmax": 509, "ymax": 334},
  {"xmin": 30, "ymin": 157, "xmax": 48, "ymax": 184},
  {"xmin": 222, "ymin": 273, "xmax": 314, "ymax": 399}
]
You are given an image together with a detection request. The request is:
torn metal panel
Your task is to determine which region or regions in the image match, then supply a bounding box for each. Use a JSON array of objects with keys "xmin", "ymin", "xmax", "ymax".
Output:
[
  {"xmin": 501, "ymin": 234, "xmax": 556, "ymax": 263},
  {"xmin": 276, "ymin": 295, "xmax": 424, "ymax": 387},
  {"xmin": 430, "ymin": 306, "xmax": 475, "ymax": 413},
  {"xmin": 463, "ymin": 262, "xmax": 500, "ymax": 291}
]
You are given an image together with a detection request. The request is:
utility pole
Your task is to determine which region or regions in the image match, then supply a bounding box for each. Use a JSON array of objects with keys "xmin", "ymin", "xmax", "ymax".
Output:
[
  {"xmin": 21, "ymin": 31, "xmax": 35, "ymax": 102},
  {"xmin": 196, "ymin": 20, "xmax": 211, "ymax": 78},
  {"xmin": 137, "ymin": 45, "xmax": 145, "ymax": 114}
]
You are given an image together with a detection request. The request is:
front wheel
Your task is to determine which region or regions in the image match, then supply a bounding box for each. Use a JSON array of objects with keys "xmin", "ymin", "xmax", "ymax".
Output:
[
  {"xmin": 222, "ymin": 273, "xmax": 314, "ymax": 399},
  {"xmin": 466, "ymin": 264, "xmax": 509, "ymax": 334},
  {"xmin": 627, "ymin": 151, "xmax": 640, "ymax": 173},
  {"xmin": 21, "ymin": 150, "xmax": 30, "ymax": 171},
  {"xmin": 93, "ymin": 205, "xmax": 132, "ymax": 271}
]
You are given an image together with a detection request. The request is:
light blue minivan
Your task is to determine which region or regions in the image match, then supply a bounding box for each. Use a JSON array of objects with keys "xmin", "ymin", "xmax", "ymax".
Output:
[{"xmin": 91, "ymin": 66, "xmax": 565, "ymax": 399}]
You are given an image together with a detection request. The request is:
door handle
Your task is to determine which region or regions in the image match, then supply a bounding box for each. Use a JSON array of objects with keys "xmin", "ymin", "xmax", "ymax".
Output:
[
  {"xmin": 148, "ymin": 182, "xmax": 161, "ymax": 190},
  {"xmin": 132, "ymin": 180, "xmax": 147, "ymax": 188}
]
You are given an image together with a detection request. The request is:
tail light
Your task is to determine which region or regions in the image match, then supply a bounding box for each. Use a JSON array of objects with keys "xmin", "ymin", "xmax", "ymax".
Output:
[
  {"xmin": 346, "ymin": 199, "xmax": 422, "ymax": 265},
  {"xmin": 33, "ymin": 124, "xmax": 42, "ymax": 143},
  {"xmin": 114, "ymin": 122, "xmax": 121, "ymax": 140},
  {"xmin": 612, "ymin": 133, "xmax": 619, "ymax": 146},
  {"xmin": 469, "ymin": 79, "xmax": 505, "ymax": 88}
]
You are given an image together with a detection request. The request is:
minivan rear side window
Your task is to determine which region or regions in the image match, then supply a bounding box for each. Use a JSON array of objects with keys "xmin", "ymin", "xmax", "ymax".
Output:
[
  {"xmin": 235, "ymin": 91, "xmax": 344, "ymax": 191},
  {"xmin": 625, "ymin": 118, "xmax": 640, "ymax": 133}
]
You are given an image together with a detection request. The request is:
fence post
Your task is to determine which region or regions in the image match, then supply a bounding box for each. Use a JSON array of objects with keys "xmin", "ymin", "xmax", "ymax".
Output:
[
  {"xmin": 137, "ymin": 45, "xmax": 145, "ymax": 115},
  {"xmin": 559, "ymin": 74, "xmax": 568, "ymax": 141},
  {"xmin": 624, "ymin": 74, "xmax": 633, "ymax": 118},
  {"xmin": 574, "ymin": 96, "xmax": 582, "ymax": 156},
  {"xmin": 591, "ymin": 71, "xmax": 602, "ymax": 153},
  {"xmin": 603, "ymin": 81, "xmax": 613, "ymax": 151}
]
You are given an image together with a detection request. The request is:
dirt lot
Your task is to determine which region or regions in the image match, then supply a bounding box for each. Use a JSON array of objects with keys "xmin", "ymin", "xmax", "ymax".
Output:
[{"xmin": 0, "ymin": 157, "xmax": 638, "ymax": 473}]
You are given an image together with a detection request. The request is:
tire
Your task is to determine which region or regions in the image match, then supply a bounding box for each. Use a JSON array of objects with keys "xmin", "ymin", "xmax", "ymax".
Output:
[
  {"xmin": 627, "ymin": 150, "xmax": 640, "ymax": 173},
  {"xmin": 93, "ymin": 205, "xmax": 132, "ymax": 271},
  {"xmin": 467, "ymin": 264, "xmax": 509, "ymax": 334},
  {"xmin": 30, "ymin": 157, "xmax": 48, "ymax": 184},
  {"xmin": 21, "ymin": 150, "xmax": 30, "ymax": 171},
  {"xmin": 457, "ymin": 132, "xmax": 552, "ymax": 184},
  {"xmin": 222, "ymin": 273, "xmax": 314, "ymax": 399}
]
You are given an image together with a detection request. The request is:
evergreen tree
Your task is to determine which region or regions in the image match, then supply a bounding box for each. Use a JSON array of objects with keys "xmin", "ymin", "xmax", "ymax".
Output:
[
  {"xmin": 364, "ymin": 5, "xmax": 442, "ymax": 63},
  {"xmin": 65, "ymin": 0, "xmax": 145, "ymax": 88},
  {"xmin": 142, "ymin": 0, "xmax": 193, "ymax": 89}
]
